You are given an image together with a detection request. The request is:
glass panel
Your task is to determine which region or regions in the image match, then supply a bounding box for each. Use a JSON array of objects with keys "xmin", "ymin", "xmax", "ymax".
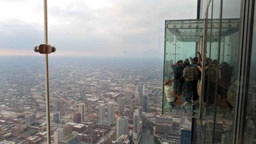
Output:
[
  {"xmin": 201, "ymin": 0, "xmax": 241, "ymax": 143},
  {"xmin": 222, "ymin": 0, "xmax": 241, "ymax": 18},
  {"xmin": 0, "ymin": 1, "xmax": 46, "ymax": 143},
  {"xmin": 201, "ymin": 0, "xmax": 212, "ymax": 19},
  {"xmin": 212, "ymin": 2, "xmax": 241, "ymax": 144},
  {"xmin": 163, "ymin": 20, "xmax": 204, "ymax": 117},
  {"xmin": 202, "ymin": 1, "xmax": 217, "ymax": 143},
  {"xmin": 243, "ymin": 2, "xmax": 256, "ymax": 144}
]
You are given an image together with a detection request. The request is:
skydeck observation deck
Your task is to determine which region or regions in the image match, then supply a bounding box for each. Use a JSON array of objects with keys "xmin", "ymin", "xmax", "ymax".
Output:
[{"xmin": 163, "ymin": 19, "xmax": 240, "ymax": 119}]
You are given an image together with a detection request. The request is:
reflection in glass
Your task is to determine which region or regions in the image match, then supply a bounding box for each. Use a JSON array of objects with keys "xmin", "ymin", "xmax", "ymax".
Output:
[{"xmin": 244, "ymin": 2, "xmax": 256, "ymax": 143}]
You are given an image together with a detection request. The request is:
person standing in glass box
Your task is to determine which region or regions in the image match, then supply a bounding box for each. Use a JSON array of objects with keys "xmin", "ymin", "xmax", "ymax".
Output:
[{"xmin": 182, "ymin": 59, "xmax": 199, "ymax": 109}]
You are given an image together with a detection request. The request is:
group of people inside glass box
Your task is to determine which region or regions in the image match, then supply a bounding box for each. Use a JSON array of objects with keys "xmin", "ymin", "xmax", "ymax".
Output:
[{"xmin": 164, "ymin": 52, "xmax": 233, "ymax": 111}]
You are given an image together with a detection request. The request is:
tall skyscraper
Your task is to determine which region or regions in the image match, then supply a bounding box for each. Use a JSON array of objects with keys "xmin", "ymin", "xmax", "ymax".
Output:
[
  {"xmin": 142, "ymin": 84, "xmax": 147, "ymax": 96},
  {"xmin": 99, "ymin": 104, "xmax": 105, "ymax": 125},
  {"xmin": 133, "ymin": 109, "xmax": 140, "ymax": 140},
  {"xmin": 136, "ymin": 84, "xmax": 143, "ymax": 98},
  {"xmin": 135, "ymin": 91, "xmax": 140, "ymax": 105},
  {"xmin": 53, "ymin": 112, "xmax": 60, "ymax": 124},
  {"xmin": 118, "ymin": 98, "xmax": 125, "ymax": 113},
  {"xmin": 79, "ymin": 103, "xmax": 85, "ymax": 122},
  {"xmin": 55, "ymin": 100, "xmax": 65, "ymax": 116},
  {"xmin": 136, "ymin": 84, "xmax": 143, "ymax": 105},
  {"xmin": 107, "ymin": 102, "xmax": 114, "ymax": 125},
  {"xmin": 116, "ymin": 116, "xmax": 128, "ymax": 139},
  {"xmin": 142, "ymin": 95, "xmax": 148, "ymax": 112}
]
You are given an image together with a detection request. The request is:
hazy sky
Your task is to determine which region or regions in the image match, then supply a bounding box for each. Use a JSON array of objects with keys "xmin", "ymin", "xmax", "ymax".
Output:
[{"xmin": 0, "ymin": 0, "xmax": 197, "ymax": 58}]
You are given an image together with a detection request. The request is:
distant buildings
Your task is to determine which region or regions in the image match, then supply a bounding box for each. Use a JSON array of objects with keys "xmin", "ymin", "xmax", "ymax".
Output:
[
  {"xmin": 54, "ymin": 128, "xmax": 64, "ymax": 144},
  {"xmin": 142, "ymin": 96, "xmax": 148, "ymax": 112},
  {"xmin": 53, "ymin": 112, "xmax": 60, "ymax": 124},
  {"xmin": 153, "ymin": 116, "xmax": 183, "ymax": 143},
  {"xmin": 116, "ymin": 116, "xmax": 128, "ymax": 139},
  {"xmin": 79, "ymin": 103, "xmax": 85, "ymax": 122},
  {"xmin": 0, "ymin": 140, "xmax": 15, "ymax": 144},
  {"xmin": 55, "ymin": 100, "xmax": 65, "ymax": 116},
  {"xmin": 54, "ymin": 124, "xmax": 78, "ymax": 144},
  {"xmin": 107, "ymin": 102, "xmax": 114, "ymax": 125},
  {"xmin": 133, "ymin": 109, "xmax": 141, "ymax": 140},
  {"xmin": 113, "ymin": 135, "xmax": 130, "ymax": 144},
  {"xmin": 118, "ymin": 98, "xmax": 125, "ymax": 113},
  {"xmin": 25, "ymin": 113, "xmax": 36, "ymax": 126},
  {"xmin": 98, "ymin": 102, "xmax": 115, "ymax": 126},
  {"xmin": 63, "ymin": 124, "xmax": 73, "ymax": 138}
]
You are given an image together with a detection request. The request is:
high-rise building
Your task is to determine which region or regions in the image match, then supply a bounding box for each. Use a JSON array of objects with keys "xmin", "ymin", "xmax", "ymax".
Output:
[
  {"xmin": 118, "ymin": 98, "xmax": 125, "ymax": 113},
  {"xmin": 54, "ymin": 128, "xmax": 64, "ymax": 144},
  {"xmin": 63, "ymin": 124, "xmax": 72, "ymax": 138},
  {"xmin": 107, "ymin": 102, "xmax": 114, "ymax": 125},
  {"xmin": 116, "ymin": 116, "xmax": 128, "ymax": 139},
  {"xmin": 25, "ymin": 113, "xmax": 36, "ymax": 126},
  {"xmin": 133, "ymin": 109, "xmax": 140, "ymax": 140},
  {"xmin": 142, "ymin": 84, "xmax": 147, "ymax": 96},
  {"xmin": 135, "ymin": 91, "xmax": 140, "ymax": 105},
  {"xmin": 79, "ymin": 103, "xmax": 85, "ymax": 122},
  {"xmin": 136, "ymin": 84, "xmax": 143, "ymax": 98},
  {"xmin": 142, "ymin": 95, "xmax": 148, "ymax": 112},
  {"xmin": 99, "ymin": 104, "xmax": 105, "ymax": 125},
  {"xmin": 55, "ymin": 100, "xmax": 65, "ymax": 116},
  {"xmin": 74, "ymin": 112, "xmax": 81, "ymax": 123},
  {"xmin": 53, "ymin": 112, "xmax": 60, "ymax": 124}
]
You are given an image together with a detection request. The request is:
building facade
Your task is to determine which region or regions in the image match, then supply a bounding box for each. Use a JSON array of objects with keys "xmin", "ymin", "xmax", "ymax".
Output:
[
  {"xmin": 116, "ymin": 116, "xmax": 128, "ymax": 139},
  {"xmin": 163, "ymin": 0, "xmax": 256, "ymax": 143},
  {"xmin": 107, "ymin": 102, "xmax": 114, "ymax": 125},
  {"xmin": 78, "ymin": 103, "xmax": 85, "ymax": 122},
  {"xmin": 99, "ymin": 104, "xmax": 105, "ymax": 125}
]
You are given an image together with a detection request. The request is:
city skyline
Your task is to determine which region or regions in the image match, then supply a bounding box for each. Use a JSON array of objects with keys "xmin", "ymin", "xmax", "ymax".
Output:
[{"xmin": 0, "ymin": 57, "xmax": 168, "ymax": 143}]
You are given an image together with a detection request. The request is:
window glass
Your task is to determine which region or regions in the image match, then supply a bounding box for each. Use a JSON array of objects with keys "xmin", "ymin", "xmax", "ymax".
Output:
[
  {"xmin": 212, "ymin": 0, "xmax": 241, "ymax": 143},
  {"xmin": 222, "ymin": 0, "xmax": 241, "ymax": 18},
  {"xmin": 0, "ymin": 1, "xmax": 46, "ymax": 143},
  {"xmin": 244, "ymin": 3, "xmax": 256, "ymax": 143}
]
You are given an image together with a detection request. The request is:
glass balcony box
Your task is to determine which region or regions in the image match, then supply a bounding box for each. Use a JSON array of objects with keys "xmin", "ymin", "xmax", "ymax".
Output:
[{"xmin": 163, "ymin": 19, "xmax": 240, "ymax": 118}]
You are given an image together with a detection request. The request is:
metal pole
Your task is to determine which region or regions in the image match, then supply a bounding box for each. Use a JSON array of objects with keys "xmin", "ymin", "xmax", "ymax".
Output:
[
  {"xmin": 44, "ymin": 0, "xmax": 51, "ymax": 143},
  {"xmin": 174, "ymin": 36, "xmax": 177, "ymax": 62}
]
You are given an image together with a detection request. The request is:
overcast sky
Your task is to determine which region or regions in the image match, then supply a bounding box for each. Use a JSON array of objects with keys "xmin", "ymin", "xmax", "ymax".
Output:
[{"xmin": 0, "ymin": 0, "xmax": 197, "ymax": 58}]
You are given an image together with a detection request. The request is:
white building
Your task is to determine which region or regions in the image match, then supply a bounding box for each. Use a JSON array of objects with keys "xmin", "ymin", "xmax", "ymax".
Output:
[
  {"xmin": 107, "ymin": 102, "xmax": 114, "ymax": 125},
  {"xmin": 116, "ymin": 116, "xmax": 128, "ymax": 139},
  {"xmin": 99, "ymin": 104, "xmax": 105, "ymax": 124},
  {"xmin": 54, "ymin": 128, "xmax": 64, "ymax": 144}
]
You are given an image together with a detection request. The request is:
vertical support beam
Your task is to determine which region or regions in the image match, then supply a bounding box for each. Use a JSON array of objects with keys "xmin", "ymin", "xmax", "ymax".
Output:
[
  {"xmin": 212, "ymin": 0, "xmax": 223, "ymax": 143},
  {"xmin": 162, "ymin": 21, "xmax": 167, "ymax": 115},
  {"xmin": 199, "ymin": 18, "xmax": 208, "ymax": 120},
  {"xmin": 197, "ymin": 0, "xmax": 201, "ymax": 19},
  {"xmin": 44, "ymin": 0, "xmax": 51, "ymax": 143},
  {"xmin": 235, "ymin": 0, "xmax": 255, "ymax": 143}
]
